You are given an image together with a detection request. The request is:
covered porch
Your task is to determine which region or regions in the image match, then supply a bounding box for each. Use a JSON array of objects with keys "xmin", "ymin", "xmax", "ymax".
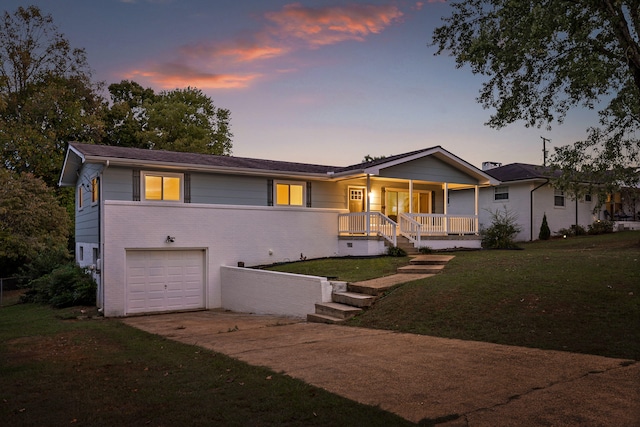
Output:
[{"xmin": 332, "ymin": 147, "xmax": 498, "ymax": 252}]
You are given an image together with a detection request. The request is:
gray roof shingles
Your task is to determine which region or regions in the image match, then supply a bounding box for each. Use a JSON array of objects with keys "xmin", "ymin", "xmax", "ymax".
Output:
[{"xmin": 485, "ymin": 163, "xmax": 559, "ymax": 182}]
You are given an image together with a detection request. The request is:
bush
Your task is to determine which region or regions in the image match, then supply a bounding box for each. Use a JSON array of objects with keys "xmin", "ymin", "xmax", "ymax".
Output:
[
  {"xmin": 387, "ymin": 246, "xmax": 407, "ymax": 257},
  {"xmin": 481, "ymin": 206, "xmax": 523, "ymax": 249},
  {"xmin": 588, "ymin": 220, "xmax": 614, "ymax": 235},
  {"xmin": 556, "ymin": 224, "xmax": 588, "ymax": 238},
  {"xmin": 418, "ymin": 246, "xmax": 433, "ymax": 254},
  {"xmin": 21, "ymin": 263, "xmax": 96, "ymax": 308},
  {"xmin": 539, "ymin": 213, "xmax": 551, "ymax": 240}
]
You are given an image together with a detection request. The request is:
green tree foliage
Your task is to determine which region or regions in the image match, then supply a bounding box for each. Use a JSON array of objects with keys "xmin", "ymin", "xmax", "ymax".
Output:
[
  {"xmin": 105, "ymin": 80, "xmax": 233, "ymax": 155},
  {"xmin": 432, "ymin": 1, "xmax": 640, "ymax": 196},
  {"xmin": 0, "ymin": 169, "xmax": 70, "ymax": 277},
  {"xmin": 0, "ymin": 6, "xmax": 104, "ymax": 187},
  {"xmin": 539, "ymin": 213, "xmax": 551, "ymax": 240}
]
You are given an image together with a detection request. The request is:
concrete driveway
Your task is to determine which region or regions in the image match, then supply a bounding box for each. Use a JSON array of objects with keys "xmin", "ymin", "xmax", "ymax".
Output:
[{"xmin": 123, "ymin": 310, "xmax": 639, "ymax": 426}]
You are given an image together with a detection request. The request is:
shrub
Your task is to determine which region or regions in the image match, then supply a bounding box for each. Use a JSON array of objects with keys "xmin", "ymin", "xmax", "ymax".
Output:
[
  {"xmin": 588, "ymin": 220, "xmax": 614, "ymax": 235},
  {"xmin": 556, "ymin": 224, "xmax": 588, "ymax": 238},
  {"xmin": 387, "ymin": 246, "xmax": 407, "ymax": 257},
  {"xmin": 21, "ymin": 263, "xmax": 96, "ymax": 308},
  {"xmin": 418, "ymin": 246, "xmax": 433, "ymax": 254},
  {"xmin": 539, "ymin": 213, "xmax": 551, "ymax": 240},
  {"xmin": 481, "ymin": 206, "xmax": 523, "ymax": 249}
]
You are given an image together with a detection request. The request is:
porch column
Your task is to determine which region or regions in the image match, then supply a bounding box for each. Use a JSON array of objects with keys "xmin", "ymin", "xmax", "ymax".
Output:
[
  {"xmin": 409, "ymin": 179, "xmax": 414, "ymax": 213},
  {"xmin": 444, "ymin": 182, "xmax": 448, "ymax": 234},
  {"xmin": 366, "ymin": 174, "xmax": 371, "ymax": 235},
  {"xmin": 474, "ymin": 185, "xmax": 479, "ymax": 234}
]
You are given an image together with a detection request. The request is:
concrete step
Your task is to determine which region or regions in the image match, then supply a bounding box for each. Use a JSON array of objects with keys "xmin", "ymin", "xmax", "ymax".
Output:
[
  {"xmin": 307, "ymin": 313, "xmax": 346, "ymax": 324},
  {"xmin": 314, "ymin": 302, "xmax": 362, "ymax": 320},
  {"xmin": 397, "ymin": 264, "xmax": 446, "ymax": 274},
  {"xmin": 409, "ymin": 255, "xmax": 455, "ymax": 265},
  {"xmin": 332, "ymin": 291, "xmax": 376, "ymax": 308}
]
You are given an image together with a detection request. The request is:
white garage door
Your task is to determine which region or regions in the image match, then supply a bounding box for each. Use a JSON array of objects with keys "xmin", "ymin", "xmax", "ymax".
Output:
[{"xmin": 126, "ymin": 250, "xmax": 205, "ymax": 315}]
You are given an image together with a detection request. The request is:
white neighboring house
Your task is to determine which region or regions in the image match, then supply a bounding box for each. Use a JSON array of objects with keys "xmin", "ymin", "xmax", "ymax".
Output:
[{"xmin": 449, "ymin": 162, "xmax": 605, "ymax": 241}]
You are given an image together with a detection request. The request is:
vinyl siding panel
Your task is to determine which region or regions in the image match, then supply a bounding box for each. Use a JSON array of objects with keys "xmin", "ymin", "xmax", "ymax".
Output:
[
  {"xmin": 379, "ymin": 157, "xmax": 477, "ymax": 184},
  {"xmin": 190, "ymin": 173, "xmax": 267, "ymax": 205},
  {"xmin": 75, "ymin": 163, "xmax": 102, "ymax": 244},
  {"xmin": 102, "ymin": 167, "xmax": 134, "ymax": 201}
]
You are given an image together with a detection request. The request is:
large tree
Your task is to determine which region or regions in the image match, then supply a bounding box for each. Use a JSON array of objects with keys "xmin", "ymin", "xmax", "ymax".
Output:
[
  {"xmin": 0, "ymin": 169, "xmax": 70, "ymax": 277},
  {"xmin": 432, "ymin": 1, "xmax": 640, "ymax": 196},
  {"xmin": 105, "ymin": 80, "xmax": 233, "ymax": 155},
  {"xmin": 0, "ymin": 5, "xmax": 104, "ymax": 187}
]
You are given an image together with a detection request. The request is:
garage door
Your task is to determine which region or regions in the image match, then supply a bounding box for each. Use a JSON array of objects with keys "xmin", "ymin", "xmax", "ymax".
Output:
[{"xmin": 126, "ymin": 250, "xmax": 205, "ymax": 315}]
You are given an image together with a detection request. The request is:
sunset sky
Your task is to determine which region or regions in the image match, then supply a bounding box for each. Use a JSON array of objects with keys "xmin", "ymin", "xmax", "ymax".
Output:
[{"xmin": 4, "ymin": 1, "xmax": 599, "ymax": 168}]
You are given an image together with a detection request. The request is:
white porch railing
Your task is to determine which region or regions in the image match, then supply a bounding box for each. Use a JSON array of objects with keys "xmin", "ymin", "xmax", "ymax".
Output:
[
  {"xmin": 338, "ymin": 212, "xmax": 397, "ymax": 246},
  {"xmin": 339, "ymin": 212, "xmax": 479, "ymax": 247},
  {"xmin": 399, "ymin": 213, "xmax": 478, "ymax": 246}
]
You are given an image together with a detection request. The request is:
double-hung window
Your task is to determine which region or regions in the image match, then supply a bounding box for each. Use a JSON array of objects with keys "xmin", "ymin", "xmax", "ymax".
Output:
[
  {"xmin": 142, "ymin": 172, "xmax": 183, "ymax": 202},
  {"xmin": 91, "ymin": 178, "xmax": 99, "ymax": 205},
  {"xmin": 494, "ymin": 186, "xmax": 509, "ymax": 201},
  {"xmin": 554, "ymin": 189, "xmax": 565, "ymax": 207},
  {"xmin": 275, "ymin": 182, "xmax": 304, "ymax": 206}
]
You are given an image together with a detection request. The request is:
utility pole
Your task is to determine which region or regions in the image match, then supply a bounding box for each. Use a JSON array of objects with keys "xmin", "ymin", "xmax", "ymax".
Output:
[{"xmin": 540, "ymin": 136, "xmax": 550, "ymax": 166}]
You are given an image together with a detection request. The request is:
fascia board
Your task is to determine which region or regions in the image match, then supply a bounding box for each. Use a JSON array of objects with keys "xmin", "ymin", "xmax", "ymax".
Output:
[
  {"xmin": 58, "ymin": 146, "xmax": 86, "ymax": 187},
  {"xmin": 80, "ymin": 155, "xmax": 334, "ymax": 181}
]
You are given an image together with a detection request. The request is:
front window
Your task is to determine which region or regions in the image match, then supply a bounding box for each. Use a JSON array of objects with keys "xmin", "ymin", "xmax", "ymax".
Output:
[
  {"xmin": 554, "ymin": 189, "xmax": 565, "ymax": 207},
  {"xmin": 276, "ymin": 182, "xmax": 304, "ymax": 206},
  {"xmin": 494, "ymin": 186, "xmax": 509, "ymax": 201},
  {"xmin": 143, "ymin": 172, "xmax": 183, "ymax": 201}
]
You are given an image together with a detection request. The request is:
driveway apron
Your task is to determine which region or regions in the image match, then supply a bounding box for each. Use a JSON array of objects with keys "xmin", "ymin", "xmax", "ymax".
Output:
[{"xmin": 123, "ymin": 310, "xmax": 639, "ymax": 426}]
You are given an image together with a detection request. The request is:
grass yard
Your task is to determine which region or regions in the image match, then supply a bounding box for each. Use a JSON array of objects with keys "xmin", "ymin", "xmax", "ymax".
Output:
[
  {"xmin": 272, "ymin": 232, "xmax": 640, "ymax": 360},
  {"xmin": 0, "ymin": 295, "xmax": 412, "ymax": 426}
]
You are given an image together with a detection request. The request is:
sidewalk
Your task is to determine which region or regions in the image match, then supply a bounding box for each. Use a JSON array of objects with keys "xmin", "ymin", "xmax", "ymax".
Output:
[{"xmin": 123, "ymin": 310, "xmax": 639, "ymax": 426}]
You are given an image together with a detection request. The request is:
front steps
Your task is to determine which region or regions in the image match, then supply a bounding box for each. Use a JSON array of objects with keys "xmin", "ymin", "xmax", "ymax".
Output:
[{"xmin": 307, "ymin": 255, "xmax": 454, "ymax": 324}]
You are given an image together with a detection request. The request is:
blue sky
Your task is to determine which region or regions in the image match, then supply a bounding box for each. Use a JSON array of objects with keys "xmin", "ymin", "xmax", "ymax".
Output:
[{"xmin": 5, "ymin": 1, "xmax": 599, "ymax": 168}]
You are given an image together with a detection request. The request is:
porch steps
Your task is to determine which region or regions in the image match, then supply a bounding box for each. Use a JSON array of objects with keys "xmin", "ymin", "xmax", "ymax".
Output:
[
  {"xmin": 394, "ymin": 235, "xmax": 420, "ymax": 255},
  {"xmin": 307, "ymin": 255, "xmax": 455, "ymax": 324}
]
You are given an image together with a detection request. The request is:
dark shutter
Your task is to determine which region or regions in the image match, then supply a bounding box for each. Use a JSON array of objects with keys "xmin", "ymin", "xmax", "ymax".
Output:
[
  {"xmin": 132, "ymin": 169, "xmax": 140, "ymax": 201},
  {"xmin": 184, "ymin": 173, "xmax": 191, "ymax": 203},
  {"xmin": 267, "ymin": 179, "xmax": 273, "ymax": 206},
  {"xmin": 306, "ymin": 182, "xmax": 312, "ymax": 207}
]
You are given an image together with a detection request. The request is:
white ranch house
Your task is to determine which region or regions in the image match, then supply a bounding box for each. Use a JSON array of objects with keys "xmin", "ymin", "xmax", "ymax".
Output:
[{"xmin": 59, "ymin": 143, "xmax": 498, "ymax": 317}]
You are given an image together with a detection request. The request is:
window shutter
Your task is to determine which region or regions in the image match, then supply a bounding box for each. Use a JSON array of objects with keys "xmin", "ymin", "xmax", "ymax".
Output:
[
  {"xmin": 306, "ymin": 182, "xmax": 312, "ymax": 207},
  {"xmin": 267, "ymin": 179, "xmax": 273, "ymax": 206},
  {"xmin": 184, "ymin": 173, "xmax": 191, "ymax": 203},
  {"xmin": 132, "ymin": 169, "xmax": 140, "ymax": 201}
]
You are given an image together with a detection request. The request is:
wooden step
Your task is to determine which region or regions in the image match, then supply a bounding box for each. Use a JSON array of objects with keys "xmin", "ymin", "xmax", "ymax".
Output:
[
  {"xmin": 332, "ymin": 291, "xmax": 376, "ymax": 308},
  {"xmin": 397, "ymin": 264, "xmax": 445, "ymax": 274},
  {"xmin": 314, "ymin": 302, "xmax": 362, "ymax": 320},
  {"xmin": 409, "ymin": 255, "xmax": 455, "ymax": 265}
]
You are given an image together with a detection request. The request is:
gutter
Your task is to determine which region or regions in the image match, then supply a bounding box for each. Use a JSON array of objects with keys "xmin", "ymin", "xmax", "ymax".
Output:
[
  {"xmin": 98, "ymin": 160, "xmax": 109, "ymax": 313},
  {"xmin": 530, "ymin": 178, "xmax": 549, "ymax": 241}
]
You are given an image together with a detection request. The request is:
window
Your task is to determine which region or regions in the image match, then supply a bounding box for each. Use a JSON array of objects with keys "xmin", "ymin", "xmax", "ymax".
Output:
[
  {"xmin": 91, "ymin": 178, "xmax": 99, "ymax": 204},
  {"xmin": 78, "ymin": 186, "xmax": 84, "ymax": 210},
  {"xmin": 494, "ymin": 186, "xmax": 509, "ymax": 201},
  {"xmin": 554, "ymin": 189, "xmax": 565, "ymax": 207},
  {"xmin": 142, "ymin": 172, "xmax": 183, "ymax": 201},
  {"xmin": 584, "ymin": 194, "xmax": 592, "ymax": 202},
  {"xmin": 79, "ymin": 246, "xmax": 84, "ymax": 261},
  {"xmin": 275, "ymin": 182, "xmax": 304, "ymax": 206}
]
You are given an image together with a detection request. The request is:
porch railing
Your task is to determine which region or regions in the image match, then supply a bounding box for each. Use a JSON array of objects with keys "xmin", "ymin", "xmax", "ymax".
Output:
[
  {"xmin": 338, "ymin": 212, "xmax": 397, "ymax": 246},
  {"xmin": 399, "ymin": 213, "xmax": 478, "ymax": 246}
]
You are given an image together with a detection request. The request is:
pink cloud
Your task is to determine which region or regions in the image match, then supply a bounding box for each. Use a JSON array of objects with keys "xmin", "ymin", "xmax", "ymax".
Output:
[{"xmin": 124, "ymin": 2, "xmax": 411, "ymax": 90}]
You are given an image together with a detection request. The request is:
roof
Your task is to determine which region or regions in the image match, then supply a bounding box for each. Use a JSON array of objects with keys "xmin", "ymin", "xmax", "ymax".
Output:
[
  {"xmin": 59, "ymin": 142, "xmax": 499, "ymax": 187},
  {"xmin": 485, "ymin": 163, "xmax": 560, "ymax": 182}
]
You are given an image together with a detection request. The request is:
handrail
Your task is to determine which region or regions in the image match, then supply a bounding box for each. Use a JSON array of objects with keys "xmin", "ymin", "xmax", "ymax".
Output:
[
  {"xmin": 399, "ymin": 213, "xmax": 422, "ymax": 246},
  {"xmin": 338, "ymin": 212, "xmax": 397, "ymax": 246}
]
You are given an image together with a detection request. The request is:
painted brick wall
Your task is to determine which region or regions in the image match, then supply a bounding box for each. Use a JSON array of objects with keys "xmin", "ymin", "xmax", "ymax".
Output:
[{"xmin": 102, "ymin": 201, "xmax": 342, "ymax": 316}]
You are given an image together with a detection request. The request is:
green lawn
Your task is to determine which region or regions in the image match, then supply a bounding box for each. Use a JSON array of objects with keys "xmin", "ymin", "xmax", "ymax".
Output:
[
  {"xmin": 271, "ymin": 232, "xmax": 640, "ymax": 360},
  {"xmin": 0, "ymin": 298, "xmax": 412, "ymax": 426}
]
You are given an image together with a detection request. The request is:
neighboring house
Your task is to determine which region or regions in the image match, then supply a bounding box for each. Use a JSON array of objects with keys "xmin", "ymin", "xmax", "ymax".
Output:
[
  {"xmin": 59, "ymin": 143, "xmax": 498, "ymax": 317},
  {"xmin": 449, "ymin": 162, "xmax": 603, "ymax": 241}
]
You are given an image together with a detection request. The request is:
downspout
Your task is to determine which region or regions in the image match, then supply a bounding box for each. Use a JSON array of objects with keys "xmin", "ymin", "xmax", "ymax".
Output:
[
  {"xmin": 98, "ymin": 160, "xmax": 109, "ymax": 312},
  {"xmin": 530, "ymin": 178, "xmax": 549, "ymax": 241}
]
